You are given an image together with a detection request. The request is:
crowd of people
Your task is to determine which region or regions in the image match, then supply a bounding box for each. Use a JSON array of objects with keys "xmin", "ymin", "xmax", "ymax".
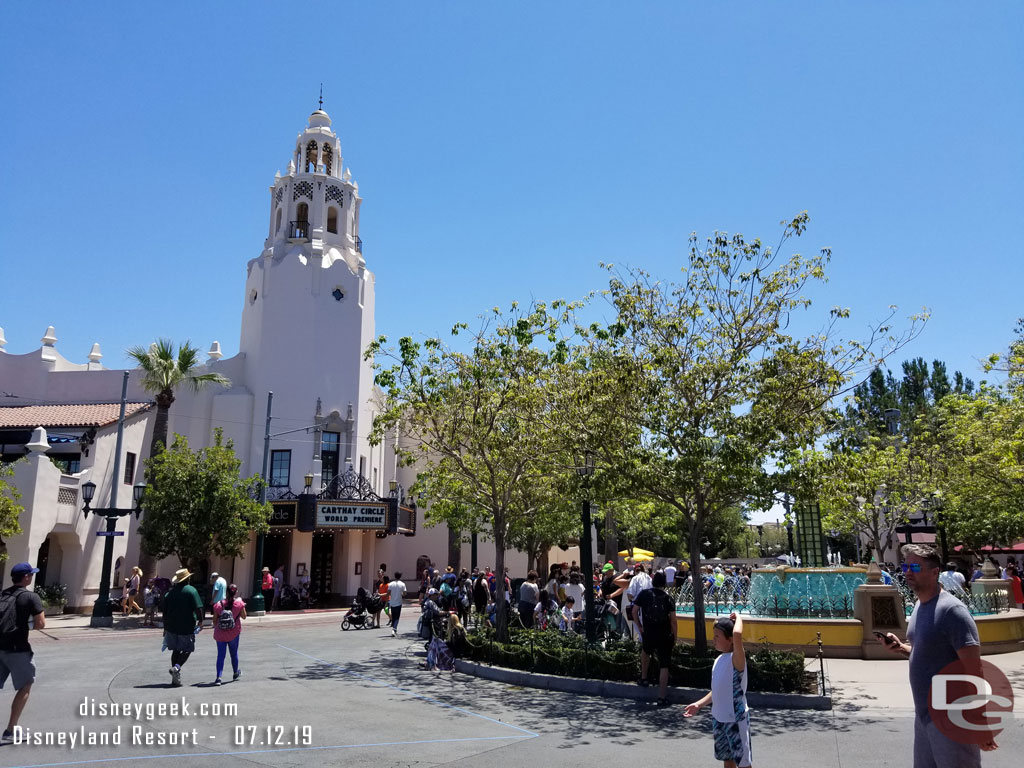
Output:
[{"xmin": 374, "ymin": 560, "xmax": 688, "ymax": 644}]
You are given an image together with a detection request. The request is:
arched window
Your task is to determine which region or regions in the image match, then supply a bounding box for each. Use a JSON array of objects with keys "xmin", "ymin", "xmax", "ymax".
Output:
[
  {"xmin": 275, "ymin": 208, "xmax": 282, "ymax": 235},
  {"xmin": 327, "ymin": 206, "xmax": 338, "ymax": 234},
  {"xmin": 305, "ymin": 141, "xmax": 318, "ymax": 172},
  {"xmin": 296, "ymin": 202, "xmax": 309, "ymax": 222},
  {"xmin": 322, "ymin": 144, "xmax": 333, "ymax": 175}
]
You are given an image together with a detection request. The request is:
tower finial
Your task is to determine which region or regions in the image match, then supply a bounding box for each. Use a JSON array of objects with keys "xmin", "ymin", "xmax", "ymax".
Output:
[{"xmin": 319, "ymin": 83, "xmax": 323, "ymax": 110}]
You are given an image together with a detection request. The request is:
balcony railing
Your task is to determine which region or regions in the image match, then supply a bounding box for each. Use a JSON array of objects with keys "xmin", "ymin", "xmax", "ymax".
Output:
[
  {"xmin": 288, "ymin": 220, "xmax": 310, "ymax": 240},
  {"xmin": 355, "ymin": 236, "xmax": 363, "ymax": 253}
]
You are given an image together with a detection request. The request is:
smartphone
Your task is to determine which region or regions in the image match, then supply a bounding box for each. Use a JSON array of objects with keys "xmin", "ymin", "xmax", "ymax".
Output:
[{"xmin": 873, "ymin": 631, "xmax": 892, "ymax": 643}]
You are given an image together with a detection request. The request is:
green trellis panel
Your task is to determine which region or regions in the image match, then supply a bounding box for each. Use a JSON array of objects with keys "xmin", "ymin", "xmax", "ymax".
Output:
[{"xmin": 796, "ymin": 503, "xmax": 826, "ymax": 567}]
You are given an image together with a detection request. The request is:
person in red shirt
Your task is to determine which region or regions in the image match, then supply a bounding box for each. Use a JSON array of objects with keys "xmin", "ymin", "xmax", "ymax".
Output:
[
  {"xmin": 211, "ymin": 584, "xmax": 247, "ymax": 685},
  {"xmin": 261, "ymin": 567, "xmax": 274, "ymax": 611}
]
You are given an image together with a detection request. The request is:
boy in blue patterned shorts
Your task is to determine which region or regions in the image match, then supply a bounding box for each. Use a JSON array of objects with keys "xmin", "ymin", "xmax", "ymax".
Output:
[{"xmin": 684, "ymin": 612, "xmax": 752, "ymax": 768}]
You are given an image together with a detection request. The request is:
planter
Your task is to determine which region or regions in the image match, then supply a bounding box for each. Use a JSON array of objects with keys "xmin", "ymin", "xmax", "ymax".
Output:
[{"xmin": 43, "ymin": 605, "xmax": 65, "ymax": 617}]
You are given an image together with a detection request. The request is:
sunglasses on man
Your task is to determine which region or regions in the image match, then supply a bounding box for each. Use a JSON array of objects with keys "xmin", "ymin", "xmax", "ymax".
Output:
[{"xmin": 900, "ymin": 563, "xmax": 923, "ymax": 573}]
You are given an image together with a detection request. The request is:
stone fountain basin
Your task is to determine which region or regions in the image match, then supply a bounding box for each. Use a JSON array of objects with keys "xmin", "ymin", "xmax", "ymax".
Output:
[{"xmin": 673, "ymin": 609, "xmax": 1024, "ymax": 658}]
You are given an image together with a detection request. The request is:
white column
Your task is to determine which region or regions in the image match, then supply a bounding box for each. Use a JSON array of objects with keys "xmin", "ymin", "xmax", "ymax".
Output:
[{"xmin": 340, "ymin": 530, "xmax": 364, "ymax": 599}]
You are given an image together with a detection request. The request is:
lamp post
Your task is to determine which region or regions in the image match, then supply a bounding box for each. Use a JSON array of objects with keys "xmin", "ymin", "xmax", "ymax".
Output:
[
  {"xmin": 81, "ymin": 480, "xmax": 146, "ymax": 627},
  {"xmin": 575, "ymin": 451, "xmax": 596, "ymax": 642},
  {"xmin": 883, "ymin": 408, "xmax": 909, "ymax": 551}
]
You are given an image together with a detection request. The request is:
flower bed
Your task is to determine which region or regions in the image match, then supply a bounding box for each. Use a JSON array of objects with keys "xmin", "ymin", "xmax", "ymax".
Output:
[{"xmin": 462, "ymin": 628, "xmax": 808, "ymax": 694}]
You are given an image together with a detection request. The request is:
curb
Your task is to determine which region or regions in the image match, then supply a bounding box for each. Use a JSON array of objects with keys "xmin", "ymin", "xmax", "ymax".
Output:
[{"xmin": 454, "ymin": 659, "xmax": 832, "ymax": 711}]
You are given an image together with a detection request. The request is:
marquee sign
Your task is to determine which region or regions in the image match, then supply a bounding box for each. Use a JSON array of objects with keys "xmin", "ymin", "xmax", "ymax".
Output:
[
  {"xmin": 316, "ymin": 500, "xmax": 388, "ymax": 529},
  {"xmin": 269, "ymin": 501, "xmax": 297, "ymax": 527}
]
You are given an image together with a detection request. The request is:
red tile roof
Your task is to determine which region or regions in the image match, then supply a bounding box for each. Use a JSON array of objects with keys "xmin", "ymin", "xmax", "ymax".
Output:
[{"xmin": 0, "ymin": 402, "xmax": 153, "ymax": 429}]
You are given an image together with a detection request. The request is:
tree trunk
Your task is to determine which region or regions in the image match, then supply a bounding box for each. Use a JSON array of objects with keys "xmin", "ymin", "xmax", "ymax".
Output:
[
  {"xmin": 138, "ymin": 392, "xmax": 174, "ymax": 580},
  {"xmin": 604, "ymin": 505, "xmax": 617, "ymax": 566},
  {"xmin": 447, "ymin": 526, "xmax": 461, "ymax": 572},
  {"xmin": 689, "ymin": 498, "xmax": 708, "ymax": 654},
  {"xmin": 494, "ymin": 528, "xmax": 509, "ymax": 643}
]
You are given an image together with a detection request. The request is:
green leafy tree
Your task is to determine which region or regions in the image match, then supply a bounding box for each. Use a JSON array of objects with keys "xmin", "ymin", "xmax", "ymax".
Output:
[
  {"xmin": 914, "ymin": 386, "xmax": 1024, "ymax": 552},
  {"xmin": 703, "ymin": 505, "xmax": 752, "ymax": 559},
  {"xmin": 139, "ymin": 430, "xmax": 270, "ymax": 573},
  {"xmin": 576, "ymin": 213, "xmax": 924, "ymax": 651},
  {"xmin": 795, "ymin": 438, "xmax": 932, "ymax": 563},
  {"xmin": 0, "ymin": 461, "xmax": 24, "ymax": 556},
  {"xmin": 506, "ymin": 477, "xmax": 582, "ymax": 573},
  {"xmin": 369, "ymin": 302, "xmax": 576, "ymax": 641},
  {"xmin": 127, "ymin": 339, "xmax": 230, "ymax": 576},
  {"xmin": 606, "ymin": 499, "xmax": 684, "ymax": 559}
]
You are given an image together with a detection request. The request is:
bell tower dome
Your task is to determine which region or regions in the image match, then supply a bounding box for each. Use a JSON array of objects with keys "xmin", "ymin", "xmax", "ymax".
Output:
[
  {"xmin": 238, "ymin": 104, "xmax": 376, "ymax": 441},
  {"xmin": 263, "ymin": 106, "xmax": 364, "ymax": 271}
]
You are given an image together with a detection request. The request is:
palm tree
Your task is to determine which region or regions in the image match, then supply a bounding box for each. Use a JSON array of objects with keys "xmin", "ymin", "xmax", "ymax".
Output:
[{"xmin": 127, "ymin": 339, "xmax": 230, "ymax": 576}]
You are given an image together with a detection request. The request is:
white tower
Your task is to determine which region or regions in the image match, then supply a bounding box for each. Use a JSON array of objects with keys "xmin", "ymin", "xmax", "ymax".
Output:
[{"xmin": 239, "ymin": 106, "xmax": 376, "ymax": 487}]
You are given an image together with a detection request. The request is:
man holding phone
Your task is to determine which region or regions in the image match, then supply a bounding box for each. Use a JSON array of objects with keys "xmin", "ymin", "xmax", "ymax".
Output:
[{"xmin": 877, "ymin": 544, "xmax": 994, "ymax": 767}]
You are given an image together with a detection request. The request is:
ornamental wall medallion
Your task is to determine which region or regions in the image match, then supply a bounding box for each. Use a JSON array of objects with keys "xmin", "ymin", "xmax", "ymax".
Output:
[{"xmin": 871, "ymin": 595, "xmax": 900, "ymax": 628}]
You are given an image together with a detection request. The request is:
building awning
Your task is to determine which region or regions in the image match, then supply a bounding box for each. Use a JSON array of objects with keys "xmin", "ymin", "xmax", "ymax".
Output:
[
  {"xmin": 0, "ymin": 402, "xmax": 152, "ymax": 429},
  {"xmin": 954, "ymin": 541, "xmax": 1024, "ymax": 554}
]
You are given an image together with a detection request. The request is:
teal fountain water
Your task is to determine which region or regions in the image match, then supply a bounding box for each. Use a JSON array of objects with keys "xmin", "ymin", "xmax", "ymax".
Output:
[
  {"xmin": 674, "ymin": 566, "xmax": 1006, "ymax": 618},
  {"xmin": 675, "ymin": 567, "xmax": 867, "ymax": 618}
]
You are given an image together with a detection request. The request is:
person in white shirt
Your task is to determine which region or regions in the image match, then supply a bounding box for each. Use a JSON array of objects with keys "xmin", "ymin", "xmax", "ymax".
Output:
[
  {"xmin": 664, "ymin": 563, "xmax": 677, "ymax": 587},
  {"xmin": 387, "ymin": 572, "xmax": 407, "ymax": 637},
  {"xmin": 210, "ymin": 572, "xmax": 227, "ymax": 615},
  {"xmin": 621, "ymin": 563, "xmax": 652, "ymax": 638},
  {"xmin": 937, "ymin": 563, "xmax": 966, "ymax": 592},
  {"xmin": 562, "ymin": 574, "xmax": 585, "ymax": 620},
  {"xmin": 560, "ymin": 597, "xmax": 578, "ymax": 631},
  {"xmin": 685, "ymin": 612, "xmax": 751, "ymax": 767},
  {"xmin": 271, "ymin": 565, "xmax": 285, "ymax": 611}
]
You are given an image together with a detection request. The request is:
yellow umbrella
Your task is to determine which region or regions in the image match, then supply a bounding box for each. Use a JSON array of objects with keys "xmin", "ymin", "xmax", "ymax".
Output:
[
  {"xmin": 629, "ymin": 553, "xmax": 655, "ymax": 563},
  {"xmin": 618, "ymin": 548, "xmax": 655, "ymax": 559}
]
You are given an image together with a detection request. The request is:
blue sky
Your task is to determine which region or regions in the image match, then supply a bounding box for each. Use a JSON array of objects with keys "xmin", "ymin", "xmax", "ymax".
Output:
[{"xmin": 1, "ymin": 4, "xmax": 1021, "ymax": 403}]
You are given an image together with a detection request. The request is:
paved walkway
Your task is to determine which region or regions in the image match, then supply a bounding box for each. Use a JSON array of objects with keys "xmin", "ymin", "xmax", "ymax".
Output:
[
  {"xmin": 1, "ymin": 609, "xmax": 1017, "ymax": 768},
  {"xmin": 826, "ymin": 649, "xmax": 1024, "ymax": 714}
]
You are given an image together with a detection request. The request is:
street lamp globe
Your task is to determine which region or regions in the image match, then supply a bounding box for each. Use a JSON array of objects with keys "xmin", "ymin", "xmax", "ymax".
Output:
[
  {"xmin": 81, "ymin": 481, "xmax": 96, "ymax": 504},
  {"xmin": 575, "ymin": 451, "xmax": 595, "ymax": 478}
]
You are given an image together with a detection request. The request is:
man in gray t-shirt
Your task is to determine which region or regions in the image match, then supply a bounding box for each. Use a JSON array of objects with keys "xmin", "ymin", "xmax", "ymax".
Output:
[
  {"xmin": 878, "ymin": 545, "xmax": 993, "ymax": 768},
  {"xmin": 518, "ymin": 571, "xmax": 540, "ymax": 629},
  {"xmin": 906, "ymin": 589, "xmax": 979, "ymax": 722}
]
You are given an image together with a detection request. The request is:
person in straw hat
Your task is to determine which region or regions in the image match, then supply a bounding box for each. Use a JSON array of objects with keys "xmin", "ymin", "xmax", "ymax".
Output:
[
  {"xmin": 261, "ymin": 567, "xmax": 274, "ymax": 611},
  {"xmin": 161, "ymin": 568, "xmax": 204, "ymax": 687}
]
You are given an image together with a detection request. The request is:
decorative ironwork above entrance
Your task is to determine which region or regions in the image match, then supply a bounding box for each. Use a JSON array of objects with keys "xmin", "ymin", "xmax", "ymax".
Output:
[{"xmin": 319, "ymin": 468, "xmax": 380, "ymax": 502}]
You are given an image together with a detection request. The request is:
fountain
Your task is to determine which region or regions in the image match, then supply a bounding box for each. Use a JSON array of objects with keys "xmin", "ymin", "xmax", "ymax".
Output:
[{"xmin": 672, "ymin": 563, "xmax": 1023, "ymax": 658}]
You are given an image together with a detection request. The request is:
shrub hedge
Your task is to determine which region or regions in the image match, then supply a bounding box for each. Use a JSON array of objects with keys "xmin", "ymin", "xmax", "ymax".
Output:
[{"xmin": 461, "ymin": 628, "xmax": 808, "ymax": 694}]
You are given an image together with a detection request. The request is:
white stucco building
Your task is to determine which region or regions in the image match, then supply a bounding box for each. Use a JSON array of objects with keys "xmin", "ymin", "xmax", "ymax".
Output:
[{"xmin": 0, "ymin": 107, "xmax": 568, "ymax": 611}]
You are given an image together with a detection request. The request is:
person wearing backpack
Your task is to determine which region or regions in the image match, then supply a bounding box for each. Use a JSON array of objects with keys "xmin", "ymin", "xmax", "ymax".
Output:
[
  {"xmin": 632, "ymin": 570, "xmax": 678, "ymax": 706},
  {"xmin": 162, "ymin": 568, "xmax": 204, "ymax": 688},
  {"xmin": 211, "ymin": 583, "xmax": 246, "ymax": 685},
  {"xmin": 0, "ymin": 563, "xmax": 45, "ymax": 744}
]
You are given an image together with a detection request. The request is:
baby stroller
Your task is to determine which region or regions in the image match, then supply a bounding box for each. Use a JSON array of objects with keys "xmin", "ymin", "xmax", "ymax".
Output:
[
  {"xmin": 341, "ymin": 602, "xmax": 372, "ymax": 630},
  {"xmin": 353, "ymin": 587, "xmax": 384, "ymax": 628},
  {"xmin": 361, "ymin": 591, "xmax": 384, "ymax": 627}
]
